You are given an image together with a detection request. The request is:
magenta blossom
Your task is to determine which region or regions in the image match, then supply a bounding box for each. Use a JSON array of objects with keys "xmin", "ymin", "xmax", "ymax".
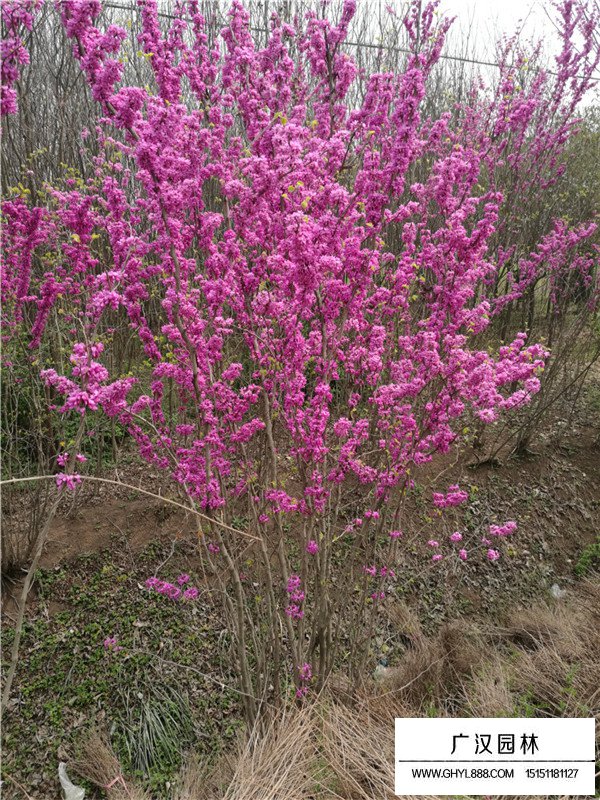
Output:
[
  {"xmin": 432, "ymin": 485, "xmax": 469, "ymax": 509},
  {"xmin": 145, "ymin": 575, "xmax": 199, "ymax": 602},
  {"xmin": 489, "ymin": 521, "xmax": 517, "ymax": 537},
  {"xmin": 55, "ymin": 473, "xmax": 82, "ymax": 490},
  {"xmin": 103, "ymin": 636, "xmax": 122, "ymax": 652}
]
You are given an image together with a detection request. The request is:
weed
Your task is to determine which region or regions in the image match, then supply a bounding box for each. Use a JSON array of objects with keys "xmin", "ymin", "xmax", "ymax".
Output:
[{"xmin": 574, "ymin": 535, "xmax": 600, "ymax": 577}]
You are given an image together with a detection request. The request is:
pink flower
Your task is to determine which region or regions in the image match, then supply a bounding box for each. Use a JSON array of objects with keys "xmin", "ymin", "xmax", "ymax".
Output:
[
  {"xmin": 285, "ymin": 575, "xmax": 304, "ymax": 620},
  {"xmin": 450, "ymin": 532, "xmax": 463, "ymax": 542},
  {"xmin": 432, "ymin": 554, "xmax": 443, "ymax": 563},
  {"xmin": 285, "ymin": 604, "xmax": 304, "ymax": 619},
  {"xmin": 298, "ymin": 662, "xmax": 312, "ymax": 681},
  {"xmin": 306, "ymin": 539, "xmax": 319, "ymax": 554},
  {"xmin": 487, "ymin": 549, "xmax": 501, "ymax": 562},
  {"xmin": 55, "ymin": 472, "xmax": 82, "ymax": 490},
  {"xmin": 489, "ymin": 521, "xmax": 517, "ymax": 537},
  {"xmin": 207, "ymin": 542, "xmax": 220, "ymax": 554},
  {"xmin": 146, "ymin": 573, "xmax": 198, "ymax": 602},
  {"xmin": 432, "ymin": 485, "xmax": 469, "ymax": 508},
  {"xmin": 427, "ymin": 540, "xmax": 439, "ymax": 548},
  {"xmin": 389, "ymin": 530, "xmax": 403, "ymax": 539},
  {"xmin": 459, "ymin": 549, "xmax": 468, "ymax": 561},
  {"xmin": 258, "ymin": 513, "xmax": 269, "ymax": 524}
]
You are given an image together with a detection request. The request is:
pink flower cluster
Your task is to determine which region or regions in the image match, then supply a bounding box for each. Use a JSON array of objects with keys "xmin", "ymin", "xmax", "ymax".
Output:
[
  {"xmin": 296, "ymin": 661, "xmax": 312, "ymax": 698},
  {"xmin": 481, "ymin": 521, "xmax": 518, "ymax": 561},
  {"xmin": 1, "ymin": 1, "xmax": 41, "ymax": 116},
  {"xmin": 57, "ymin": 452, "xmax": 87, "ymax": 467},
  {"xmin": 432, "ymin": 485, "xmax": 469, "ymax": 509},
  {"xmin": 145, "ymin": 574, "xmax": 199, "ymax": 602},
  {"xmin": 363, "ymin": 564, "xmax": 396, "ymax": 600},
  {"xmin": 489, "ymin": 521, "xmax": 517, "ymax": 538},
  {"xmin": 55, "ymin": 473, "xmax": 82, "ymax": 491},
  {"xmin": 285, "ymin": 574, "xmax": 304, "ymax": 620}
]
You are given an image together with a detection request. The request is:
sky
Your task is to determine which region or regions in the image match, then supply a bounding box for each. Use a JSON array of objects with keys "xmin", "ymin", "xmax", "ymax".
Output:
[
  {"xmin": 439, "ymin": 0, "xmax": 557, "ymax": 49},
  {"xmin": 424, "ymin": 0, "xmax": 598, "ymax": 105},
  {"xmin": 364, "ymin": 0, "xmax": 584, "ymax": 69}
]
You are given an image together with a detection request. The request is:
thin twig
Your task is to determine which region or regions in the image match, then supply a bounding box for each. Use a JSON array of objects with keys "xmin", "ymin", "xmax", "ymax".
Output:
[{"xmin": 2, "ymin": 773, "xmax": 36, "ymax": 800}]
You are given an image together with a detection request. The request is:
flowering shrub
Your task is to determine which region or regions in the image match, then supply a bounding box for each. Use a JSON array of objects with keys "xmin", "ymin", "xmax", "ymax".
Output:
[
  {"xmin": 1, "ymin": 1, "xmax": 41, "ymax": 116},
  {"xmin": 2, "ymin": 0, "xmax": 599, "ymax": 721}
]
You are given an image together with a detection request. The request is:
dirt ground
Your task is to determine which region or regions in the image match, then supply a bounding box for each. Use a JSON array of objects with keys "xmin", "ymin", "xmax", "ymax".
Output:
[{"xmin": 1, "ymin": 384, "xmax": 599, "ymax": 798}]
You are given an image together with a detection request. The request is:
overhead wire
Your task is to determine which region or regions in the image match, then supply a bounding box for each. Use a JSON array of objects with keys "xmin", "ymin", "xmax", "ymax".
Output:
[{"xmin": 98, "ymin": 0, "xmax": 600, "ymax": 83}]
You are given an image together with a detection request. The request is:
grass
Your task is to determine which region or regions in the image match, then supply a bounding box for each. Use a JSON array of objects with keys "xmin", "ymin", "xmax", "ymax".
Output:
[
  {"xmin": 574, "ymin": 533, "xmax": 600, "ymax": 577},
  {"xmin": 3, "ymin": 524, "xmax": 598, "ymax": 797},
  {"xmin": 1, "ymin": 537, "xmax": 242, "ymax": 798},
  {"xmin": 2, "ymin": 420, "xmax": 598, "ymax": 798},
  {"xmin": 59, "ymin": 576, "xmax": 600, "ymax": 800},
  {"xmin": 115, "ymin": 683, "xmax": 195, "ymax": 777}
]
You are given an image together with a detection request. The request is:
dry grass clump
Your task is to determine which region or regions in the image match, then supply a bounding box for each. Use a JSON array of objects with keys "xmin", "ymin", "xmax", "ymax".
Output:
[
  {"xmin": 184, "ymin": 704, "xmax": 319, "ymax": 800},
  {"xmin": 74, "ymin": 577, "xmax": 599, "ymax": 799},
  {"xmin": 505, "ymin": 579, "xmax": 600, "ymax": 723},
  {"xmin": 369, "ymin": 616, "xmax": 485, "ymax": 714},
  {"xmin": 219, "ymin": 705, "xmax": 319, "ymax": 800},
  {"xmin": 74, "ymin": 733, "xmax": 150, "ymax": 800},
  {"xmin": 318, "ymin": 701, "xmax": 395, "ymax": 799},
  {"xmin": 464, "ymin": 656, "xmax": 515, "ymax": 717}
]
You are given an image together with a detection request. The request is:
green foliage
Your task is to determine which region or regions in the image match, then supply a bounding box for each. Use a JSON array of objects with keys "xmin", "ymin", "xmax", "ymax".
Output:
[
  {"xmin": 115, "ymin": 683, "xmax": 194, "ymax": 775},
  {"xmin": 574, "ymin": 536, "xmax": 600, "ymax": 578},
  {"xmin": 1, "ymin": 538, "xmax": 240, "ymax": 795}
]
